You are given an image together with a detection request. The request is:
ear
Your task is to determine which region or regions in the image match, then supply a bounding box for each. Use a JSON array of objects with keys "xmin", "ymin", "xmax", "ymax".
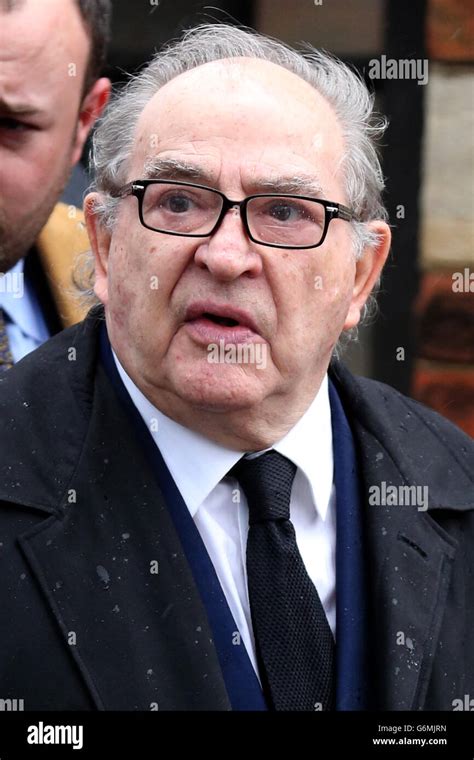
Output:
[
  {"xmin": 70, "ymin": 77, "xmax": 111, "ymax": 166},
  {"xmin": 84, "ymin": 192, "xmax": 111, "ymax": 306},
  {"xmin": 343, "ymin": 220, "xmax": 391, "ymax": 331}
]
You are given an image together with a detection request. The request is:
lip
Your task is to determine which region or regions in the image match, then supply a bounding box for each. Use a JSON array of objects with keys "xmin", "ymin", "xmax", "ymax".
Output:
[
  {"xmin": 184, "ymin": 300, "xmax": 260, "ymax": 333},
  {"xmin": 183, "ymin": 300, "xmax": 262, "ymax": 346}
]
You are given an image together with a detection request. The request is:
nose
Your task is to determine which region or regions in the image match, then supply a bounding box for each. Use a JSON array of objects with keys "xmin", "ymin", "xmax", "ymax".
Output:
[{"xmin": 194, "ymin": 205, "xmax": 263, "ymax": 281}]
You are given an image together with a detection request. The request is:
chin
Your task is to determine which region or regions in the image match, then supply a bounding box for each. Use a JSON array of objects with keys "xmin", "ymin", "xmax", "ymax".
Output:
[{"xmin": 172, "ymin": 363, "xmax": 270, "ymax": 412}]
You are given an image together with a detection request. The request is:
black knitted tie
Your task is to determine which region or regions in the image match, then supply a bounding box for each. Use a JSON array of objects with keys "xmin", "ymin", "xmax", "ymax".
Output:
[{"xmin": 231, "ymin": 449, "xmax": 335, "ymax": 711}]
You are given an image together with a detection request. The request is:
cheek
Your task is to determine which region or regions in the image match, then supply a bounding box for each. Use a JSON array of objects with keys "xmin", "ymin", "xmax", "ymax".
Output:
[
  {"xmin": 274, "ymin": 255, "xmax": 345, "ymax": 318},
  {"xmin": 106, "ymin": 262, "xmax": 130, "ymax": 332},
  {"xmin": 272, "ymin": 252, "xmax": 354, "ymax": 351},
  {"xmin": 315, "ymin": 240, "xmax": 356, "ymax": 305},
  {"xmin": 314, "ymin": 266, "xmax": 354, "ymax": 328},
  {"xmin": 29, "ymin": 124, "xmax": 74, "ymax": 165},
  {"xmin": 0, "ymin": 142, "xmax": 60, "ymax": 205},
  {"xmin": 106, "ymin": 237, "xmax": 183, "ymax": 327}
]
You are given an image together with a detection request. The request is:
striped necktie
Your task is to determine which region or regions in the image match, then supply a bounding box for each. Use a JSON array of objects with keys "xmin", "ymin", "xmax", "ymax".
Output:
[{"xmin": 0, "ymin": 307, "xmax": 14, "ymax": 372}]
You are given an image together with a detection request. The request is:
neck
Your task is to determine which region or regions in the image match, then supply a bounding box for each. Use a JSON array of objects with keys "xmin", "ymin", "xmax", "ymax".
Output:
[{"xmin": 131, "ymin": 371, "xmax": 328, "ymax": 452}]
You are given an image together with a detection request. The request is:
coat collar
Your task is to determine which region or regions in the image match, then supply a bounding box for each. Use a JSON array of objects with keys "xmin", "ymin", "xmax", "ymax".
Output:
[{"xmin": 329, "ymin": 359, "xmax": 474, "ymax": 512}]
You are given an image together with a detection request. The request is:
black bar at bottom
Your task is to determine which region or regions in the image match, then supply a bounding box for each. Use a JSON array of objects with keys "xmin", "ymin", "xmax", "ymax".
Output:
[{"xmin": 0, "ymin": 710, "xmax": 473, "ymax": 758}]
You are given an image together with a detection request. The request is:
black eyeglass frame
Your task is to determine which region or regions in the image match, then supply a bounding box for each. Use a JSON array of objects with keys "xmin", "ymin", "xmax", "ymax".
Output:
[{"xmin": 112, "ymin": 178, "xmax": 357, "ymax": 250}]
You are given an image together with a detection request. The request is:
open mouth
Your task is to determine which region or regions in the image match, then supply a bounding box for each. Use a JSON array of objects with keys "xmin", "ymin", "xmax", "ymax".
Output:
[
  {"xmin": 202, "ymin": 312, "xmax": 240, "ymax": 327},
  {"xmin": 184, "ymin": 302, "xmax": 259, "ymax": 340}
]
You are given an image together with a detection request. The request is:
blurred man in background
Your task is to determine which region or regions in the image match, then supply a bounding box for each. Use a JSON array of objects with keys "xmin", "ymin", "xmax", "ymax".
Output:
[{"xmin": 0, "ymin": 0, "xmax": 111, "ymax": 368}]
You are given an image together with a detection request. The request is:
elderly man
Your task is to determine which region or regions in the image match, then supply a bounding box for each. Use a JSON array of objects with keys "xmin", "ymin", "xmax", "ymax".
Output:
[
  {"xmin": 0, "ymin": 0, "xmax": 111, "ymax": 367},
  {"xmin": 0, "ymin": 24, "xmax": 473, "ymax": 712}
]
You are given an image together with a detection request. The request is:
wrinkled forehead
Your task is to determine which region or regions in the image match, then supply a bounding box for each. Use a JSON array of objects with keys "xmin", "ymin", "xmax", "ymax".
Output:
[{"xmin": 131, "ymin": 57, "xmax": 345, "ymax": 176}]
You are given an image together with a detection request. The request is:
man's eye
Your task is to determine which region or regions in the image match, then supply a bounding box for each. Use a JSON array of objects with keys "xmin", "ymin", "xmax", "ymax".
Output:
[
  {"xmin": 268, "ymin": 203, "xmax": 300, "ymax": 222},
  {"xmin": 162, "ymin": 195, "xmax": 195, "ymax": 213}
]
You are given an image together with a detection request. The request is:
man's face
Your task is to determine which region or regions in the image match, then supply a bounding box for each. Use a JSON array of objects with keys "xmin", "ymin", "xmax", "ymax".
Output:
[
  {"xmin": 88, "ymin": 58, "xmax": 390, "ymax": 449},
  {"xmin": 0, "ymin": 0, "xmax": 109, "ymax": 270}
]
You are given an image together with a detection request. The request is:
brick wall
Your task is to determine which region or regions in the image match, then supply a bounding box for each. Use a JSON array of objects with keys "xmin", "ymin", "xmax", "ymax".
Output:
[{"xmin": 413, "ymin": 0, "xmax": 474, "ymax": 435}]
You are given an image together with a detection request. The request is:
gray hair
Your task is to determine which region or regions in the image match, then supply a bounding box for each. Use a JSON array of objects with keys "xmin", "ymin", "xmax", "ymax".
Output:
[{"xmin": 77, "ymin": 23, "xmax": 389, "ymax": 342}]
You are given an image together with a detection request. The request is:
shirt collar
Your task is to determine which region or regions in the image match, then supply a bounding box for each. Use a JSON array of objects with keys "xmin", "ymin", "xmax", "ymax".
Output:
[
  {"xmin": 112, "ymin": 349, "xmax": 333, "ymax": 520},
  {"xmin": 0, "ymin": 258, "xmax": 49, "ymax": 343},
  {"xmin": 271, "ymin": 373, "xmax": 333, "ymax": 520}
]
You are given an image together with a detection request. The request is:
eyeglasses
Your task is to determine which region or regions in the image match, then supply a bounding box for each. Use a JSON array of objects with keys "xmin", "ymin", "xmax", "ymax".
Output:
[{"xmin": 112, "ymin": 179, "xmax": 356, "ymax": 250}]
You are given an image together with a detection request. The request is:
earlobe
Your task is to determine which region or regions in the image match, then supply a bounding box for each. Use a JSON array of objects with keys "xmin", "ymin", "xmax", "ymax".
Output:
[
  {"xmin": 71, "ymin": 77, "xmax": 111, "ymax": 166},
  {"xmin": 342, "ymin": 220, "xmax": 391, "ymax": 331},
  {"xmin": 84, "ymin": 193, "xmax": 111, "ymax": 306}
]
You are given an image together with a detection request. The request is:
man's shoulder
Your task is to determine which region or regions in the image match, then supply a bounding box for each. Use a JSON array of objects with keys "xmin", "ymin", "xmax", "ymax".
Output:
[
  {"xmin": 0, "ymin": 310, "xmax": 101, "ymax": 433},
  {"xmin": 333, "ymin": 360, "xmax": 471, "ymax": 440},
  {"xmin": 0, "ymin": 311, "xmax": 103, "ymax": 508},
  {"xmin": 331, "ymin": 361, "xmax": 474, "ymax": 504},
  {"xmin": 343, "ymin": 366, "xmax": 471, "ymax": 444}
]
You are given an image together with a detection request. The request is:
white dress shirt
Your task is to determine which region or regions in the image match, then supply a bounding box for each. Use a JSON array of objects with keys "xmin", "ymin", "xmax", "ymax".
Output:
[
  {"xmin": 0, "ymin": 258, "xmax": 50, "ymax": 362},
  {"xmin": 113, "ymin": 350, "xmax": 337, "ymax": 677}
]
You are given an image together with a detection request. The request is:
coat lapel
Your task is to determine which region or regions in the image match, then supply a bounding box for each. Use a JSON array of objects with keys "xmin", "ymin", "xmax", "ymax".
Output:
[
  {"xmin": 350, "ymin": 420, "xmax": 457, "ymax": 709},
  {"xmin": 16, "ymin": 333, "xmax": 231, "ymax": 710},
  {"xmin": 330, "ymin": 361, "xmax": 465, "ymax": 710}
]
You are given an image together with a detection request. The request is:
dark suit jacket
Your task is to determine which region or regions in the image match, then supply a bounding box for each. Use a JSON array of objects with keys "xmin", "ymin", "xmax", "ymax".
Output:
[{"xmin": 0, "ymin": 308, "xmax": 473, "ymax": 711}]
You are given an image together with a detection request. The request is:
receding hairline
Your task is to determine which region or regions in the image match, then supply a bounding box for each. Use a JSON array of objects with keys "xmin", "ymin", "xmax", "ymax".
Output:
[
  {"xmin": 145, "ymin": 54, "xmax": 332, "ymax": 109},
  {"xmin": 132, "ymin": 54, "xmax": 343, "ymax": 157}
]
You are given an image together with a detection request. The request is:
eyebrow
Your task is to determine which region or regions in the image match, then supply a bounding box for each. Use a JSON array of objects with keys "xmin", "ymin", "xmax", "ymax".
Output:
[
  {"xmin": 143, "ymin": 157, "xmax": 211, "ymax": 183},
  {"xmin": 254, "ymin": 175, "xmax": 324, "ymax": 197},
  {"xmin": 142, "ymin": 157, "xmax": 325, "ymax": 197}
]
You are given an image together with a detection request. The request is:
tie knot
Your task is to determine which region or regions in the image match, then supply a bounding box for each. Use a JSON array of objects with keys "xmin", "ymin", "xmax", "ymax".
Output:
[{"xmin": 230, "ymin": 450, "xmax": 296, "ymax": 524}]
